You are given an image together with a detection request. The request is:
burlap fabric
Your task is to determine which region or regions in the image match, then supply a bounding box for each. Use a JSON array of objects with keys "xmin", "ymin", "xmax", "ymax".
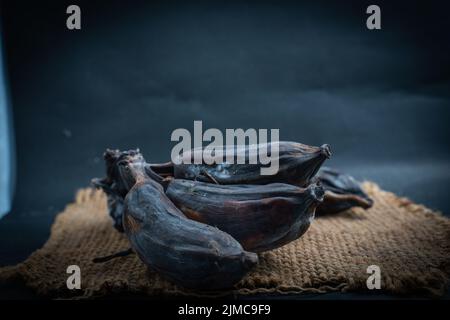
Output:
[{"xmin": 0, "ymin": 182, "xmax": 449, "ymax": 298}]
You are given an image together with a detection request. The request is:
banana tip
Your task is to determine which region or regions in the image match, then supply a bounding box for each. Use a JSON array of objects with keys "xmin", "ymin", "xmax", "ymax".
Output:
[
  {"xmin": 362, "ymin": 197, "xmax": 374, "ymax": 209},
  {"xmin": 320, "ymin": 144, "xmax": 332, "ymax": 159},
  {"xmin": 308, "ymin": 183, "xmax": 325, "ymax": 202},
  {"xmin": 242, "ymin": 252, "xmax": 259, "ymax": 269}
]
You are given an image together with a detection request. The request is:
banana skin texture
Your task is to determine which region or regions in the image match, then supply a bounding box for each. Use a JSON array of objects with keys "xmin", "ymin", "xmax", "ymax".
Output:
[
  {"xmin": 151, "ymin": 141, "xmax": 331, "ymax": 187},
  {"xmin": 117, "ymin": 151, "xmax": 258, "ymax": 290},
  {"xmin": 315, "ymin": 167, "xmax": 374, "ymax": 215},
  {"xmin": 165, "ymin": 179, "xmax": 324, "ymax": 252}
]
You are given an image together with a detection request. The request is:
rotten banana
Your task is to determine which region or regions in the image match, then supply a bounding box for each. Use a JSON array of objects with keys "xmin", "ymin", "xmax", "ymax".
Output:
[
  {"xmin": 117, "ymin": 150, "xmax": 258, "ymax": 290},
  {"xmin": 164, "ymin": 177, "xmax": 324, "ymax": 252},
  {"xmin": 150, "ymin": 141, "xmax": 331, "ymax": 187}
]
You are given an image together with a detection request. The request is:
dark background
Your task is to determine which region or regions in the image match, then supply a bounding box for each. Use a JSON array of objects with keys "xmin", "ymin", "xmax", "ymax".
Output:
[{"xmin": 0, "ymin": 0, "xmax": 449, "ymax": 298}]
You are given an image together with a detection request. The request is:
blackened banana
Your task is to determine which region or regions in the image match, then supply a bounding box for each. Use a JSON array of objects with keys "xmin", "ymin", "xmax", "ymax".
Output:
[
  {"xmin": 150, "ymin": 141, "xmax": 331, "ymax": 187},
  {"xmin": 118, "ymin": 151, "xmax": 258, "ymax": 290},
  {"xmin": 164, "ymin": 178, "xmax": 324, "ymax": 252},
  {"xmin": 315, "ymin": 167, "xmax": 373, "ymax": 215}
]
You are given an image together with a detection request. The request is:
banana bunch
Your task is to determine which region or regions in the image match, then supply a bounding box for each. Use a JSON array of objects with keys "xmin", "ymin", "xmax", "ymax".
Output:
[{"xmin": 92, "ymin": 142, "xmax": 373, "ymax": 289}]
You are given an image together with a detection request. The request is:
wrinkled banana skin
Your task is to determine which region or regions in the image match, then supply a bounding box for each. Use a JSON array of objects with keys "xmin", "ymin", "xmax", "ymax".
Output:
[
  {"xmin": 121, "ymin": 159, "xmax": 258, "ymax": 290},
  {"xmin": 165, "ymin": 179, "xmax": 324, "ymax": 252},
  {"xmin": 160, "ymin": 141, "xmax": 331, "ymax": 187}
]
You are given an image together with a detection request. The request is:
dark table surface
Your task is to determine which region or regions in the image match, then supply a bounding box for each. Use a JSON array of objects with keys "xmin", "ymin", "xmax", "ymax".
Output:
[{"xmin": 0, "ymin": 0, "xmax": 449, "ymax": 299}]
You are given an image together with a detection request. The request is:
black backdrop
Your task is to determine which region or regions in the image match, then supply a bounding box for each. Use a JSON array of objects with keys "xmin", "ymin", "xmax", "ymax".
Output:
[{"xmin": 0, "ymin": 0, "xmax": 449, "ymax": 297}]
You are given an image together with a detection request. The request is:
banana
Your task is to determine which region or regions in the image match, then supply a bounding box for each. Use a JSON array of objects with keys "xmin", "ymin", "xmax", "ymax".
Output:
[
  {"xmin": 117, "ymin": 150, "xmax": 258, "ymax": 290},
  {"xmin": 164, "ymin": 178, "xmax": 324, "ymax": 252},
  {"xmin": 150, "ymin": 141, "xmax": 331, "ymax": 187},
  {"xmin": 315, "ymin": 167, "xmax": 373, "ymax": 215}
]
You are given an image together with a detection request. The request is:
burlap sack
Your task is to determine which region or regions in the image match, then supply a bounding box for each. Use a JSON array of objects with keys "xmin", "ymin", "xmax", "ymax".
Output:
[{"xmin": 0, "ymin": 183, "xmax": 449, "ymax": 298}]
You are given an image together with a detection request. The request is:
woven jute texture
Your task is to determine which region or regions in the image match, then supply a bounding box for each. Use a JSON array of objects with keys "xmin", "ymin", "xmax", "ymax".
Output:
[{"xmin": 0, "ymin": 182, "xmax": 449, "ymax": 298}]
